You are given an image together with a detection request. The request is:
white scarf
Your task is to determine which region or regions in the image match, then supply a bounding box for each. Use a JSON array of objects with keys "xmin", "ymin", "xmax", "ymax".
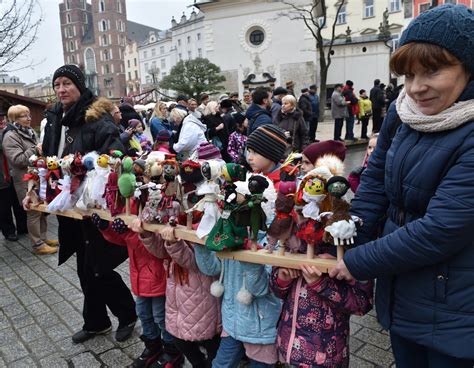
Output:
[{"xmin": 396, "ymin": 88, "xmax": 474, "ymax": 133}]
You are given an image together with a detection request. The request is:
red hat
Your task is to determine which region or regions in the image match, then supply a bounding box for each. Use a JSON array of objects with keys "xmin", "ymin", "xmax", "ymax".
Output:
[{"xmin": 302, "ymin": 140, "xmax": 346, "ymax": 164}]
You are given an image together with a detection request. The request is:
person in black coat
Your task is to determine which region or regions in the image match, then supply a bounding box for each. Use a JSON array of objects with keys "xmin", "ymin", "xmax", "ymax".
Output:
[
  {"xmin": 298, "ymin": 88, "xmax": 313, "ymax": 130},
  {"xmin": 119, "ymin": 97, "xmax": 143, "ymax": 130},
  {"xmin": 40, "ymin": 65, "xmax": 136, "ymax": 344},
  {"xmin": 369, "ymin": 79, "xmax": 385, "ymax": 133},
  {"xmin": 202, "ymin": 100, "xmax": 231, "ymax": 162}
]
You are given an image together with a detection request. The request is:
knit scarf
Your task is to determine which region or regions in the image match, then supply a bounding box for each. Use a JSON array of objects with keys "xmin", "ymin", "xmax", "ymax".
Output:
[
  {"xmin": 396, "ymin": 88, "xmax": 474, "ymax": 133},
  {"xmin": 13, "ymin": 122, "xmax": 35, "ymax": 140}
]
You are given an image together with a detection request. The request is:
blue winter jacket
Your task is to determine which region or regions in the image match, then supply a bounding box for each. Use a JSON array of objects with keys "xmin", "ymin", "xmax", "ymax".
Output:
[
  {"xmin": 345, "ymin": 81, "xmax": 474, "ymax": 359},
  {"xmin": 194, "ymin": 245, "xmax": 282, "ymax": 344},
  {"xmin": 245, "ymin": 103, "xmax": 273, "ymax": 135},
  {"xmin": 150, "ymin": 117, "xmax": 173, "ymax": 143}
]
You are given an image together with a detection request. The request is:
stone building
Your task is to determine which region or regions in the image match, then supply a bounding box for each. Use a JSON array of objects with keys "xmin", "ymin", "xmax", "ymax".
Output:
[{"xmin": 0, "ymin": 74, "xmax": 25, "ymax": 95}]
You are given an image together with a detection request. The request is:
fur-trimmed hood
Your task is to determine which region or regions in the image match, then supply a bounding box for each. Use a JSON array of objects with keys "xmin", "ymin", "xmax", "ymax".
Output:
[{"xmin": 85, "ymin": 97, "xmax": 115, "ymax": 123}]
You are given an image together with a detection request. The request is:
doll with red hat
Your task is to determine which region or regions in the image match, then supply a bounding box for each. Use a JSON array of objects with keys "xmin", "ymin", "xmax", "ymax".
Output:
[{"xmin": 158, "ymin": 156, "xmax": 183, "ymax": 226}]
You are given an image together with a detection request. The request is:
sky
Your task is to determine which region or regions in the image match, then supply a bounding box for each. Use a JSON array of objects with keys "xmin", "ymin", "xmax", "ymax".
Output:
[{"xmin": 10, "ymin": 0, "xmax": 194, "ymax": 84}]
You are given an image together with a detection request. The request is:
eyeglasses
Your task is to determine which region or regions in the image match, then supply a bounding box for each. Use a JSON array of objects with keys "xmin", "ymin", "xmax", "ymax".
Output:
[{"xmin": 18, "ymin": 114, "xmax": 32, "ymax": 119}]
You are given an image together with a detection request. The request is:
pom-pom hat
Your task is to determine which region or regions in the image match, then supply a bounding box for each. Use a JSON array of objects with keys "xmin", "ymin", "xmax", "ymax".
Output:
[
  {"xmin": 197, "ymin": 142, "xmax": 222, "ymax": 160},
  {"xmin": 399, "ymin": 4, "xmax": 474, "ymax": 75}
]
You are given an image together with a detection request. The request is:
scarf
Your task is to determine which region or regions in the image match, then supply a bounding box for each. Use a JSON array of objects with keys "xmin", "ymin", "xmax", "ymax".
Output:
[
  {"xmin": 13, "ymin": 122, "xmax": 36, "ymax": 140},
  {"xmin": 60, "ymin": 89, "xmax": 95, "ymax": 128},
  {"xmin": 396, "ymin": 88, "xmax": 474, "ymax": 133}
]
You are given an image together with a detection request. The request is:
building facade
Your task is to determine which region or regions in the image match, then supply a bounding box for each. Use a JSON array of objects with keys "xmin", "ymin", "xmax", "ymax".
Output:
[
  {"xmin": 0, "ymin": 74, "xmax": 25, "ymax": 95},
  {"xmin": 23, "ymin": 77, "xmax": 55, "ymax": 102}
]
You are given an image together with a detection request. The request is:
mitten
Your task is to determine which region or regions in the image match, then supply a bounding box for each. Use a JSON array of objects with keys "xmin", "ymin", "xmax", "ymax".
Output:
[
  {"xmin": 111, "ymin": 218, "xmax": 128, "ymax": 234},
  {"xmin": 91, "ymin": 213, "xmax": 109, "ymax": 230}
]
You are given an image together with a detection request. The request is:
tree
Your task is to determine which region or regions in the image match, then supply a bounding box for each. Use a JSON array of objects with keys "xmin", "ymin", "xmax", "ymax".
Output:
[
  {"xmin": 159, "ymin": 58, "xmax": 226, "ymax": 98},
  {"xmin": 0, "ymin": 0, "xmax": 43, "ymax": 71},
  {"xmin": 280, "ymin": 0, "xmax": 346, "ymax": 120}
]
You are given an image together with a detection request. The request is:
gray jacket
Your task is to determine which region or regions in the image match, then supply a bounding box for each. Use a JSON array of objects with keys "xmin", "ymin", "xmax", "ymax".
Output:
[{"xmin": 331, "ymin": 91, "xmax": 348, "ymax": 119}]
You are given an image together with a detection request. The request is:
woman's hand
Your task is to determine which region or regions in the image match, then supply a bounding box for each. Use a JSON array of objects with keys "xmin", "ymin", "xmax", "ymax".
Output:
[
  {"xmin": 278, "ymin": 267, "xmax": 300, "ymax": 282},
  {"xmin": 329, "ymin": 259, "xmax": 354, "ymax": 281},
  {"xmin": 36, "ymin": 144, "xmax": 43, "ymax": 156},
  {"xmin": 216, "ymin": 123, "xmax": 224, "ymax": 131},
  {"xmin": 161, "ymin": 226, "xmax": 177, "ymax": 243},
  {"xmin": 129, "ymin": 218, "xmax": 143, "ymax": 233},
  {"xmin": 22, "ymin": 195, "xmax": 32, "ymax": 210},
  {"xmin": 300, "ymin": 264, "xmax": 322, "ymax": 284}
]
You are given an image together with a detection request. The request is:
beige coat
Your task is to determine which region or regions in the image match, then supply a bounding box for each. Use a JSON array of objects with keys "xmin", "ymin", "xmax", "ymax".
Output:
[{"xmin": 2, "ymin": 125, "xmax": 38, "ymax": 203}]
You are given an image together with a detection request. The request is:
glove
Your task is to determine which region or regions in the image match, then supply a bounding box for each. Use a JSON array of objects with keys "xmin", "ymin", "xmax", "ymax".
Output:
[
  {"xmin": 91, "ymin": 213, "xmax": 109, "ymax": 230},
  {"xmin": 111, "ymin": 218, "xmax": 128, "ymax": 234}
]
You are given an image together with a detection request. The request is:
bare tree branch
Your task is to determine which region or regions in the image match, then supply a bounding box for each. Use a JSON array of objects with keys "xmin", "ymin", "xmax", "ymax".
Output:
[{"xmin": 0, "ymin": 0, "xmax": 43, "ymax": 71}]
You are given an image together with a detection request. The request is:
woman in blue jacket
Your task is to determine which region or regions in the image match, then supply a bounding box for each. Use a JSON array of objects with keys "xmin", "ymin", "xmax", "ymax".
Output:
[{"xmin": 330, "ymin": 4, "xmax": 474, "ymax": 367}]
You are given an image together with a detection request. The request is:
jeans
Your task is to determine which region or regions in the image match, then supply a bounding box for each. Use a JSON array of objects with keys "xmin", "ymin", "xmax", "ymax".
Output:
[
  {"xmin": 345, "ymin": 114, "xmax": 355, "ymax": 140},
  {"xmin": 390, "ymin": 331, "xmax": 474, "ymax": 368},
  {"xmin": 212, "ymin": 336, "xmax": 274, "ymax": 368},
  {"xmin": 135, "ymin": 296, "xmax": 174, "ymax": 343},
  {"xmin": 333, "ymin": 118, "xmax": 344, "ymax": 140}
]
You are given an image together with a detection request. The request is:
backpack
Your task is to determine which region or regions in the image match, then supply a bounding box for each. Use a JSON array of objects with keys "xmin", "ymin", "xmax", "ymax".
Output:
[{"xmin": 246, "ymin": 111, "xmax": 266, "ymax": 135}]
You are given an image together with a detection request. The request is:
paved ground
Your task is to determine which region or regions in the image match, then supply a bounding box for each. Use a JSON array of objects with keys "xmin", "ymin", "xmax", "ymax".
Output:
[{"xmin": 0, "ymin": 121, "xmax": 395, "ymax": 367}]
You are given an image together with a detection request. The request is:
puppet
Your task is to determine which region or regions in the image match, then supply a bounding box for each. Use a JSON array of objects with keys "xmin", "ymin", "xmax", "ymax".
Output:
[
  {"xmin": 46, "ymin": 156, "xmax": 61, "ymax": 203},
  {"xmin": 157, "ymin": 158, "xmax": 182, "ymax": 225}
]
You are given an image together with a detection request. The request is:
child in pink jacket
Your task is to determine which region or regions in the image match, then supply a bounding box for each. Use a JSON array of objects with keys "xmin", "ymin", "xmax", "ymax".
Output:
[{"xmin": 135, "ymin": 222, "xmax": 222, "ymax": 368}]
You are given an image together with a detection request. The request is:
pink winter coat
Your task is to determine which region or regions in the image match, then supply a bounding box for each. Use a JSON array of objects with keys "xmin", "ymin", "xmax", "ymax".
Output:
[
  {"xmin": 141, "ymin": 233, "xmax": 222, "ymax": 341},
  {"xmin": 101, "ymin": 227, "xmax": 167, "ymax": 297}
]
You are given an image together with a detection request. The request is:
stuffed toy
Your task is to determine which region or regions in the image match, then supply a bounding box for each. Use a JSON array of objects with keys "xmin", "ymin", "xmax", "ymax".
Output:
[
  {"xmin": 36, "ymin": 157, "xmax": 48, "ymax": 202},
  {"xmin": 76, "ymin": 151, "xmax": 99, "ymax": 210},
  {"xmin": 157, "ymin": 158, "xmax": 182, "ymax": 226},
  {"xmin": 118, "ymin": 156, "xmax": 137, "ymax": 198},
  {"xmin": 141, "ymin": 184, "xmax": 162, "ymax": 223},
  {"xmin": 90, "ymin": 154, "xmax": 110, "ymax": 209},
  {"xmin": 104, "ymin": 169, "xmax": 125, "ymax": 216},
  {"xmin": 46, "ymin": 156, "xmax": 61, "ymax": 203},
  {"xmin": 47, "ymin": 155, "xmax": 74, "ymax": 211},
  {"xmin": 69, "ymin": 152, "xmax": 87, "ymax": 194},
  {"xmin": 179, "ymin": 159, "xmax": 204, "ymax": 227},
  {"xmin": 22, "ymin": 154, "xmax": 40, "ymax": 206}
]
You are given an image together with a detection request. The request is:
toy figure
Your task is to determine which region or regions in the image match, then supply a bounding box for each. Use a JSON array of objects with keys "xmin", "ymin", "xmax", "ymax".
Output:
[
  {"xmin": 76, "ymin": 151, "xmax": 99, "ymax": 210},
  {"xmin": 234, "ymin": 175, "xmax": 269, "ymax": 251},
  {"xmin": 206, "ymin": 163, "xmax": 248, "ymax": 251},
  {"xmin": 118, "ymin": 156, "xmax": 137, "ymax": 215},
  {"xmin": 47, "ymin": 155, "xmax": 74, "ymax": 211},
  {"xmin": 179, "ymin": 159, "xmax": 204, "ymax": 228},
  {"xmin": 140, "ymin": 184, "xmax": 162, "ymax": 223},
  {"xmin": 46, "ymin": 156, "xmax": 61, "ymax": 203},
  {"xmin": 267, "ymin": 180, "xmax": 300, "ymax": 255},
  {"xmin": 36, "ymin": 157, "xmax": 48, "ymax": 202},
  {"xmin": 104, "ymin": 169, "xmax": 125, "ymax": 216},
  {"xmin": 157, "ymin": 158, "xmax": 182, "ymax": 226},
  {"xmin": 69, "ymin": 152, "xmax": 87, "ymax": 194},
  {"xmin": 89, "ymin": 153, "xmax": 110, "ymax": 209},
  {"xmin": 22, "ymin": 154, "xmax": 40, "ymax": 206}
]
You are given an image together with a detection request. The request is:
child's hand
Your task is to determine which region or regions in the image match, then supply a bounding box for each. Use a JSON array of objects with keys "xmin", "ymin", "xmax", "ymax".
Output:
[
  {"xmin": 300, "ymin": 264, "xmax": 322, "ymax": 285},
  {"xmin": 129, "ymin": 218, "xmax": 143, "ymax": 233},
  {"xmin": 278, "ymin": 268, "xmax": 300, "ymax": 282},
  {"xmin": 161, "ymin": 226, "xmax": 177, "ymax": 243}
]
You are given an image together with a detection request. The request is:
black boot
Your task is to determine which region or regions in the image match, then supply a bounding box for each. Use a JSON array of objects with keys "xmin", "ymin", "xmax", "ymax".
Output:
[
  {"xmin": 150, "ymin": 342, "xmax": 184, "ymax": 368},
  {"xmin": 129, "ymin": 335, "xmax": 163, "ymax": 368}
]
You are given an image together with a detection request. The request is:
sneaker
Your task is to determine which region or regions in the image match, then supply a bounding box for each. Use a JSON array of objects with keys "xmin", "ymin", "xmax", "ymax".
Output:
[
  {"xmin": 44, "ymin": 239, "xmax": 59, "ymax": 247},
  {"xmin": 116, "ymin": 321, "xmax": 136, "ymax": 342},
  {"xmin": 72, "ymin": 326, "xmax": 112, "ymax": 344},
  {"xmin": 33, "ymin": 243, "xmax": 58, "ymax": 255}
]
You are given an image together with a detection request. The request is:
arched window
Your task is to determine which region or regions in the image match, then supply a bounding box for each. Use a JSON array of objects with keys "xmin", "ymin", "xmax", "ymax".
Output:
[
  {"xmin": 83, "ymin": 13, "xmax": 88, "ymax": 23},
  {"xmin": 116, "ymin": 0, "xmax": 122, "ymax": 13},
  {"xmin": 66, "ymin": 0, "xmax": 71, "ymax": 10},
  {"xmin": 69, "ymin": 41, "xmax": 75, "ymax": 51},
  {"xmin": 84, "ymin": 48, "xmax": 96, "ymax": 73},
  {"xmin": 102, "ymin": 34, "xmax": 107, "ymax": 45},
  {"xmin": 103, "ymin": 49, "xmax": 109, "ymax": 60},
  {"xmin": 101, "ymin": 20, "xmax": 107, "ymax": 31},
  {"xmin": 99, "ymin": 0, "xmax": 105, "ymax": 12}
]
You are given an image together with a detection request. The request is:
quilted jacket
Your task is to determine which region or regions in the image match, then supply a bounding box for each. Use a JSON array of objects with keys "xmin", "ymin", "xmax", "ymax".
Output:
[
  {"xmin": 141, "ymin": 234, "xmax": 222, "ymax": 341},
  {"xmin": 100, "ymin": 228, "xmax": 167, "ymax": 297},
  {"xmin": 345, "ymin": 81, "xmax": 474, "ymax": 359},
  {"xmin": 195, "ymin": 245, "xmax": 282, "ymax": 344}
]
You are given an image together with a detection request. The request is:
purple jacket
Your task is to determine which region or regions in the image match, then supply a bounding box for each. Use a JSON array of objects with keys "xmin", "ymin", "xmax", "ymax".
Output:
[
  {"xmin": 270, "ymin": 270, "xmax": 373, "ymax": 367},
  {"xmin": 141, "ymin": 234, "xmax": 222, "ymax": 341}
]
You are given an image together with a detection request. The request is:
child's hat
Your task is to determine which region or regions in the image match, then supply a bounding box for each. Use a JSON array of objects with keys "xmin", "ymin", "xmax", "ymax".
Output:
[
  {"xmin": 246, "ymin": 124, "xmax": 288, "ymax": 164},
  {"xmin": 128, "ymin": 119, "xmax": 141, "ymax": 129},
  {"xmin": 197, "ymin": 141, "xmax": 222, "ymax": 160},
  {"xmin": 155, "ymin": 129, "xmax": 171, "ymax": 142},
  {"xmin": 302, "ymin": 140, "xmax": 346, "ymax": 165}
]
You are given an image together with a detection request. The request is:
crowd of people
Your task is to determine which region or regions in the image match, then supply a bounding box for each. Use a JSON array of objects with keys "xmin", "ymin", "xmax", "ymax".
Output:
[{"xmin": 1, "ymin": 3, "xmax": 474, "ymax": 368}]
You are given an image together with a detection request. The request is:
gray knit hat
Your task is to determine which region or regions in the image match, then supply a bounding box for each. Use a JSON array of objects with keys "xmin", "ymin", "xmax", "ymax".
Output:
[
  {"xmin": 399, "ymin": 4, "xmax": 474, "ymax": 75},
  {"xmin": 247, "ymin": 124, "xmax": 288, "ymax": 164}
]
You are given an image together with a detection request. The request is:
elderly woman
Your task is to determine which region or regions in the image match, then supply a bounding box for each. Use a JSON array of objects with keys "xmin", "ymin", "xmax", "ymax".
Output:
[
  {"xmin": 274, "ymin": 94, "xmax": 309, "ymax": 152},
  {"xmin": 149, "ymin": 101, "xmax": 171, "ymax": 142},
  {"xmin": 171, "ymin": 107, "xmax": 206, "ymax": 161},
  {"xmin": 2, "ymin": 105, "xmax": 58, "ymax": 255},
  {"xmin": 330, "ymin": 4, "xmax": 474, "ymax": 366}
]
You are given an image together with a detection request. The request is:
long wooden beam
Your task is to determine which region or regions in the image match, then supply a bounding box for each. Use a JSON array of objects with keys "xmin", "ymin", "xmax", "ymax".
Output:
[{"xmin": 31, "ymin": 204, "xmax": 337, "ymax": 271}]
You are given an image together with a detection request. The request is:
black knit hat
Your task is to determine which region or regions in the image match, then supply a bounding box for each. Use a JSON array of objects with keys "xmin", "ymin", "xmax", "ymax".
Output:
[
  {"xmin": 52, "ymin": 64, "xmax": 87, "ymax": 93},
  {"xmin": 247, "ymin": 124, "xmax": 288, "ymax": 164}
]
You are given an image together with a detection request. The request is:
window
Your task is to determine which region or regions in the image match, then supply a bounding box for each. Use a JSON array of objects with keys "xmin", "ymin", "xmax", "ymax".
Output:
[
  {"xmin": 152, "ymin": 48, "xmax": 156, "ymax": 57},
  {"xmin": 144, "ymin": 51, "xmax": 148, "ymax": 58},
  {"xmin": 66, "ymin": 13, "xmax": 71, "ymax": 23},
  {"xmin": 69, "ymin": 41, "xmax": 75, "ymax": 51},
  {"xmin": 102, "ymin": 34, "xmax": 107, "ymax": 46},
  {"xmin": 389, "ymin": 0, "xmax": 401, "ymax": 12},
  {"xmin": 249, "ymin": 29, "xmax": 264, "ymax": 46},
  {"xmin": 337, "ymin": 6, "xmax": 347, "ymax": 24},
  {"xmin": 364, "ymin": 0, "xmax": 374, "ymax": 18},
  {"xmin": 198, "ymin": 48, "xmax": 202, "ymax": 58},
  {"xmin": 83, "ymin": 13, "xmax": 88, "ymax": 23},
  {"xmin": 197, "ymin": 33, "xmax": 201, "ymax": 41},
  {"xmin": 404, "ymin": 0, "xmax": 413, "ymax": 18},
  {"xmin": 71, "ymin": 54, "xmax": 76, "ymax": 63},
  {"xmin": 160, "ymin": 46, "xmax": 165, "ymax": 54},
  {"xmin": 419, "ymin": 3, "xmax": 430, "ymax": 13},
  {"xmin": 134, "ymin": 58, "xmax": 137, "ymax": 66},
  {"xmin": 128, "ymin": 72, "xmax": 131, "ymax": 80},
  {"xmin": 145, "ymin": 63, "xmax": 149, "ymax": 72},
  {"xmin": 187, "ymin": 36, "xmax": 191, "ymax": 44},
  {"xmin": 177, "ymin": 39, "xmax": 181, "ymax": 46},
  {"xmin": 85, "ymin": 48, "xmax": 96, "ymax": 73},
  {"xmin": 99, "ymin": 0, "xmax": 105, "ymax": 12},
  {"xmin": 105, "ymin": 64, "xmax": 110, "ymax": 74},
  {"xmin": 135, "ymin": 70, "xmax": 138, "ymax": 79},
  {"xmin": 100, "ymin": 20, "xmax": 107, "ymax": 31},
  {"xmin": 66, "ymin": 0, "xmax": 71, "ymax": 10},
  {"xmin": 127, "ymin": 60, "xmax": 130, "ymax": 68},
  {"xmin": 318, "ymin": 17, "xmax": 327, "ymax": 28},
  {"xmin": 80, "ymin": 0, "xmax": 85, "ymax": 9},
  {"xmin": 116, "ymin": 0, "xmax": 122, "ymax": 13},
  {"xmin": 178, "ymin": 53, "xmax": 182, "ymax": 61},
  {"xmin": 67, "ymin": 27, "xmax": 73, "ymax": 38},
  {"xmin": 188, "ymin": 50, "xmax": 191, "ymax": 59},
  {"xmin": 161, "ymin": 58, "xmax": 166, "ymax": 68},
  {"xmin": 103, "ymin": 49, "xmax": 109, "ymax": 61}
]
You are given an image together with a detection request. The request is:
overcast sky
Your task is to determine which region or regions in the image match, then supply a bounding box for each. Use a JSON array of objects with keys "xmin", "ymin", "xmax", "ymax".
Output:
[{"xmin": 11, "ymin": 0, "xmax": 194, "ymax": 84}]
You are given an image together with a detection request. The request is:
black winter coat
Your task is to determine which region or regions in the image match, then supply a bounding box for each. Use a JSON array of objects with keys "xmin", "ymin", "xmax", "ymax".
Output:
[
  {"xmin": 275, "ymin": 108, "xmax": 309, "ymax": 152},
  {"xmin": 298, "ymin": 94, "xmax": 313, "ymax": 121},
  {"xmin": 119, "ymin": 104, "xmax": 143, "ymax": 130}
]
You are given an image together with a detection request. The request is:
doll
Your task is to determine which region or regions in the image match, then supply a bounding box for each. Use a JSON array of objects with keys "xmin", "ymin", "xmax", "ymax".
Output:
[
  {"xmin": 179, "ymin": 159, "xmax": 204, "ymax": 228},
  {"xmin": 104, "ymin": 167, "xmax": 125, "ymax": 216},
  {"xmin": 133, "ymin": 159, "xmax": 148, "ymax": 215},
  {"xmin": 22, "ymin": 154, "xmax": 40, "ymax": 206},
  {"xmin": 76, "ymin": 151, "xmax": 99, "ymax": 210},
  {"xmin": 206, "ymin": 163, "xmax": 248, "ymax": 251},
  {"xmin": 140, "ymin": 184, "xmax": 162, "ymax": 223},
  {"xmin": 234, "ymin": 175, "xmax": 269, "ymax": 251},
  {"xmin": 47, "ymin": 155, "xmax": 74, "ymax": 211},
  {"xmin": 266, "ymin": 180, "xmax": 301, "ymax": 255},
  {"xmin": 118, "ymin": 156, "xmax": 137, "ymax": 215},
  {"xmin": 90, "ymin": 154, "xmax": 110, "ymax": 209},
  {"xmin": 46, "ymin": 156, "xmax": 61, "ymax": 203},
  {"xmin": 36, "ymin": 156, "xmax": 48, "ymax": 202},
  {"xmin": 69, "ymin": 152, "xmax": 87, "ymax": 194},
  {"xmin": 157, "ymin": 158, "xmax": 182, "ymax": 226}
]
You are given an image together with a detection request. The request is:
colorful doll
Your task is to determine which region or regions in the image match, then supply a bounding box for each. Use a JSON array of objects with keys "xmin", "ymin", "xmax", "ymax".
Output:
[
  {"xmin": 46, "ymin": 156, "xmax": 61, "ymax": 203},
  {"xmin": 266, "ymin": 180, "xmax": 300, "ymax": 255},
  {"xmin": 179, "ymin": 159, "xmax": 204, "ymax": 228},
  {"xmin": 104, "ymin": 169, "xmax": 125, "ymax": 216},
  {"xmin": 69, "ymin": 152, "xmax": 87, "ymax": 195},
  {"xmin": 47, "ymin": 155, "xmax": 74, "ymax": 211},
  {"xmin": 206, "ymin": 163, "xmax": 248, "ymax": 251},
  {"xmin": 234, "ymin": 175, "xmax": 269, "ymax": 251},
  {"xmin": 90, "ymin": 154, "xmax": 110, "ymax": 209},
  {"xmin": 157, "ymin": 158, "xmax": 182, "ymax": 226},
  {"xmin": 22, "ymin": 154, "xmax": 40, "ymax": 206},
  {"xmin": 189, "ymin": 160, "xmax": 223, "ymax": 238},
  {"xmin": 118, "ymin": 156, "xmax": 137, "ymax": 215},
  {"xmin": 141, "ymin": 184, "xmax": 162, "ymax": 223},
  {"xmin": 76, "ymin": 151, "xmax": 99, "ymax": 210},
  {"xmin": 36, "ymin": 156, "xmax": 48, "ymax": 203}
]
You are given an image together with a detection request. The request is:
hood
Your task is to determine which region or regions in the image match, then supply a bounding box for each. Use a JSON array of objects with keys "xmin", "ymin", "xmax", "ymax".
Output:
[
  {"xmin": 245, "ymin": 103, "xmax": 271, "ymax": 120},
  {"xmin": 184, "ymin": 113, "xmax": 206, "ymax": 132}
]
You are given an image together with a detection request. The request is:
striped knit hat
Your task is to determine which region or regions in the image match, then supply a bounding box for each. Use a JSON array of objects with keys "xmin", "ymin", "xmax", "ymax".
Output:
[
  {"xmin": 197, "ymin": 141, "xmax": 222, "ymax": 160},
  {"xmin": 246, "ymin": 124, "xmax": 288, "ymax": 163}
]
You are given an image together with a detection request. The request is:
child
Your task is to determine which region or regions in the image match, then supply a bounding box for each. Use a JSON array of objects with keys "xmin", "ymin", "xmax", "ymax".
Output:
[
  {"xmin": 134, "ymin": 221, "xmax": 222, "ymax": 368},
  {"xmin": 133, "ymin": 120, "xmax": 152, "ymax": 152},
  {"xmin": 357, "ymin": 89, "xmax": 372, "ymax": 140},
  {"xmin": 152, "ymin": 129, "xmax": 172, "ymax": 154},
  {"xmin": 89, "ymin": 214, "xmax": 172, "ymax": 368},
  {"xmin": 227, "ymin": 112, "xmax": 247, "ymax": 163},
  {"xmin": 348, "ymin": 134, "xmax": 378, "ymax": 193},
  {"xmin": 270, "ymin": 263, "xmax": 373, "ymax": 367},
  {"xmin": 246, "ymin": 124, "xmax": 288, "ymax": 190},
  {"xmin": 300, "ymin": 140, "xmax": 346, "ymax": 176}
]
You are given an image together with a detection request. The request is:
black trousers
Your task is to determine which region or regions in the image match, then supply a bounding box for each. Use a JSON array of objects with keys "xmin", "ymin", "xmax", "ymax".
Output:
[
  {"xmin": 173, "ymin": 334, "xmax": 221, "ymax": 368},
  {"xmin": 360, "ymin": 117, "xmax": 369, "ymax": 139},
  {"xmin": 372, "ymin": 108, "xmax": 383, "ymax": 133},
  {"xmin": 309, "ymin": 116, "xmax": 319, "ymax": 141},
  {"xmin": 76, "ymin": 237, "xmax": 136, "ymax": 332},
  {"xmin": 0, "ymin": 183, "xmax": 27, "ymax": 237},
  {"xmin": 333, "ymin": 118, "xmax": 344, "ymax": 140}
]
